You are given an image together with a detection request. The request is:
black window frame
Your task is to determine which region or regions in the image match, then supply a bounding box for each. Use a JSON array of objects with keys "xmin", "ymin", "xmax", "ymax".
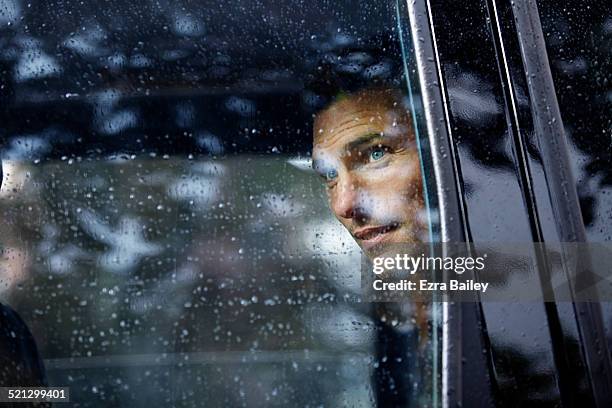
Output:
[{"xmin": 415, "ymin": 0, "xmax": 612, "ymax": 406}]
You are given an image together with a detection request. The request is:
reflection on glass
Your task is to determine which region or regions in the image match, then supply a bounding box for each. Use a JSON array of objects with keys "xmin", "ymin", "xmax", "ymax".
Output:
[
  {"xmin": 0, "ymin": 0, "xmax": 440, "ymax": 406},
  {"xmin": 312, "ymin": 88, "xmax": 426, "ymax": 258}
]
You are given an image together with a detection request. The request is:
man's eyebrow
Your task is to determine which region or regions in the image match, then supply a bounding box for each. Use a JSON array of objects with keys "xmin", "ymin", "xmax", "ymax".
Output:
[{"xmin": 345, "ymin": 133, "xmax": 383, "ymax": 152}]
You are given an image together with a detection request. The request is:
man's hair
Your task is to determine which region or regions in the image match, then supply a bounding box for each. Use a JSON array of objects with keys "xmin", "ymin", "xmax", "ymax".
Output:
[
  {"xmin": 312, "ymin": 86, "xmax": 415, "ymax": 145},
  {"xmin": 304, "ymin": 31, "xmax": 406, "ymax": 112}
]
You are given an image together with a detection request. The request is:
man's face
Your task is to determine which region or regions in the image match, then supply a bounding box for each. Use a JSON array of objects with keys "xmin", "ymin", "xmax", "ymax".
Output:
[{"xmin": 312, "ymin": 89, "xmax": 424, "ymax": 258}]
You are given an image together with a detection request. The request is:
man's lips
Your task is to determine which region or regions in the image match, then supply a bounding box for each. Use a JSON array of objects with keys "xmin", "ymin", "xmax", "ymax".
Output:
[{"xmin": 353, "ymin": 223, "xmax": 400, "ymax": 248}]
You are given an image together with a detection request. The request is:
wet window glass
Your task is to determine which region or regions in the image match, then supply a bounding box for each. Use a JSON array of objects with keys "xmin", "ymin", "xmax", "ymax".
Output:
[
  {"xmin": 0, "ymin": 0, "xmax": 440, "ymax": 406},
  {"xmin": 538, "ymin": 0, "xmax": 612, "ymax": 242},
  {"xmin": 539, "ymin": 0, "xmax": 612, "ymax": 378}
]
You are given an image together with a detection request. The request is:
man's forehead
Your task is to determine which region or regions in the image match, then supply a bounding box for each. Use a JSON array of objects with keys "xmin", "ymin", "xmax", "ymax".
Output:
[
  {"xmin": 313, "ymin": 90, "xmax": 407, "ymax": 149},
  {"xmin": 313, "ymin": 122, "xmax": 380, "ymax": 154},
  {"xmin": 316, "ymin": 90, "xmax": 399, "ymax": 122}
]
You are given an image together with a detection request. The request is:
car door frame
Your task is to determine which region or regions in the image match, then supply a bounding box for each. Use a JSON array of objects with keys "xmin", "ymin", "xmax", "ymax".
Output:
[{"xmin": 403, "ymin": 0, "xmax": 612, "ymax": 407}]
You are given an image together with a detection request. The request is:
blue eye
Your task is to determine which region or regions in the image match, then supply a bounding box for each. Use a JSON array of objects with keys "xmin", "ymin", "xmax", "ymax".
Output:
[
  {"xmin": 370, "ymin": 147, "xmax": 385, "ymax": 161},
  {"xmin": 326, "ymin": 169, "xmax": 338, "ymax": 181}
]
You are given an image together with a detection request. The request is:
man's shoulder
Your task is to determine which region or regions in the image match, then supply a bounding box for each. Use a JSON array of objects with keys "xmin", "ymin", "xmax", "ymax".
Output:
[{"xmin": 0, "ymin": 302, "xmax": 47, "ymax": 387}]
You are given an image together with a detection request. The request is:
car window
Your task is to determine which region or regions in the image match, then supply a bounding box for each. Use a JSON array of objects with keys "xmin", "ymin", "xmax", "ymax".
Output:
[
  {"xmin": 537, "ymin": 0, "xmax": 611, "ymax": 243},
  {"xmin": 538, "ymin": 0, "xmax": 612, "ymax": 371},
  {"xmin": 0, "ymin": 1, "xmax": 441, "ymax": 406}
]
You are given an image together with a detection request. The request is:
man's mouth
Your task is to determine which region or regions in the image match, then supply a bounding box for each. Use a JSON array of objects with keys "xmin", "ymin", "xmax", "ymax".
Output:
[{"xmin": 353, "ymin": 223, "xmax": 400, "ymax": 249}]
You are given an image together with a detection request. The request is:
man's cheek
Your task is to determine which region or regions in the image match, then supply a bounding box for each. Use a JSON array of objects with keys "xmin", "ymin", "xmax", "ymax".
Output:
[
  {"xmin": 364, "ymin": 192, "xmax": 406, "ymax": 221},
  {"xmin": 364, "ymin": 170, "xmax": 413, "ymax": 196},
  {"xmin": 326, "ymin": 190, "xmax": 333, "ymax": 205},
  {"xmin": 382, "ymin": 164, "xmax": 422, "ymax": 197}
]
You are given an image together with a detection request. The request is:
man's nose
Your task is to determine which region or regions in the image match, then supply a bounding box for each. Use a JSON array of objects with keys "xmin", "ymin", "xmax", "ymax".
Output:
[{"xmin": 331, "ymin": 176, "xmax": 365, "ymax": 221}]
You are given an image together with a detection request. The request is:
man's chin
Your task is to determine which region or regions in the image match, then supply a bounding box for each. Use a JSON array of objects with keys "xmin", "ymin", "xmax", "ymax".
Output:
[
  {"xmin": 361, "ymin": 245, "xmax": 385, "ymax": 260},
  {"xmin": 361, "ymin": 243, "xmax": 400, "ymax": 260}
]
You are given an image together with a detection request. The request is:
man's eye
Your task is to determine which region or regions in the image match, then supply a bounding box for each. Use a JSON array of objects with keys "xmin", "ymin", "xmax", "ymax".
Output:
[
  {"xmin": 370, "ymin": 147, "xmax": 386, "ymax": 162},
  {"xmin": 326, "ymin": 169, "xmax": 338, "ymax": 181}
]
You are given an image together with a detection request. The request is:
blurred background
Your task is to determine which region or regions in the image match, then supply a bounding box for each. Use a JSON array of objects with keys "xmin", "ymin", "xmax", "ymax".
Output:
[
  {"xmin": 0, "ymin": 0, "xmax": 430, "ymax": 406},
  {"xmin": 1, "ymin": 0, "xmax": 608, "ymax": 405}
]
